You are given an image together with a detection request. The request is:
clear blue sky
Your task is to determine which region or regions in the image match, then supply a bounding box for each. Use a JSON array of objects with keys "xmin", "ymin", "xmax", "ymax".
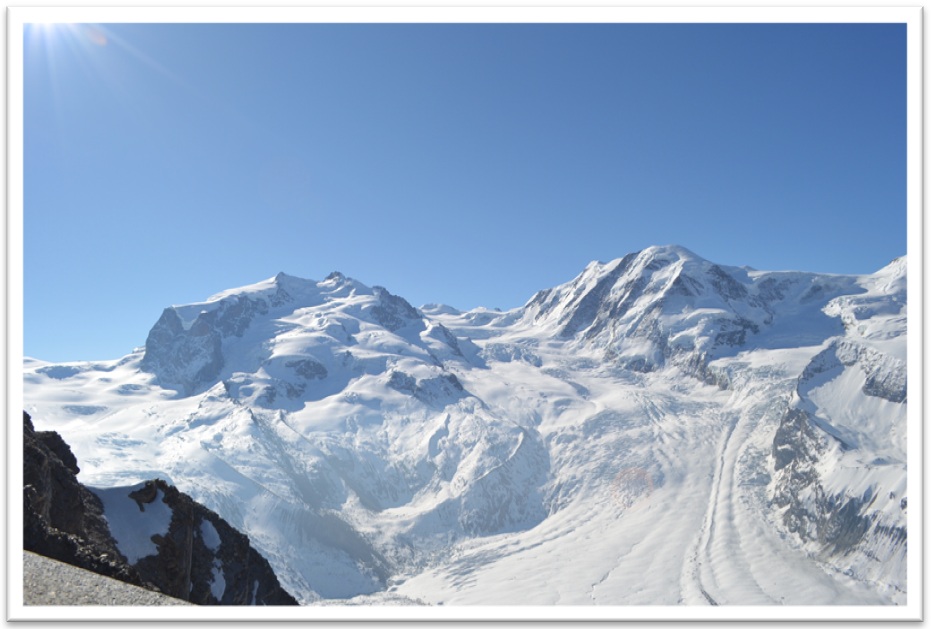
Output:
[{"xmin": 23, "ymin": 21, "xmax": 907, "ymax": 362}]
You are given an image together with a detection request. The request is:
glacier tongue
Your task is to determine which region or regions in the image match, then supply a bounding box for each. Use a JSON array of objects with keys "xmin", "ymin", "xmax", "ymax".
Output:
[{"xmin": 23, "ymin": 248, "xmax": 909, "ymax": 605}]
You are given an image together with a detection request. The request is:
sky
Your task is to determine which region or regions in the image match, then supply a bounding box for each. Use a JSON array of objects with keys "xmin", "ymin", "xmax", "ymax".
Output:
[{"xmin": 22, "ymin": 19, "xmax": 908, "ymax": 362}]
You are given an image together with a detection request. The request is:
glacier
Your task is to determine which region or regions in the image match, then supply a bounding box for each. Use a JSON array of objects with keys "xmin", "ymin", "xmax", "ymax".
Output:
[{"xmin": 22, "ymin": 245, "xmax": 908, "ymax": 606}]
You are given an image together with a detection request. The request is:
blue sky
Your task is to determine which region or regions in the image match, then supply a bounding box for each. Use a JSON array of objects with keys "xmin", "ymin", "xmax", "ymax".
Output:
[{"xmin": 23, "ymin": 21, "xmax": 907, "ymax": 362}]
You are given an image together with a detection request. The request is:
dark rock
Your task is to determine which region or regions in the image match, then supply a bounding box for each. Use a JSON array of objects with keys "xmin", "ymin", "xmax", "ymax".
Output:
[
  {"xmin": 560, "ymin": 253, "xmax": 636, "ymax": 338},
  {"xmin": 862, "ymin": 363, "xmax": 907, "ymax": 403},
  {"xmin": 525, "ymin": 287, "xmax": 554, "ymax": 315},
  {"xmin": 140, "ymin": 307, "xmax": 224, "ymax": 395},
  {"xmin": 23, "ymin": 411, "xmax": 298, "ymax": 605},
  {"xmin": 370, "ymin": 286, "xmax": 423, "ymax": 332},
  {"xmin": 286, "ymin": 358, "xmax": 328, "ymax": 380},
  {"xmin": 128, "ymin": 480, "xmax": 298, "ymax": 605},
  {"xmin": 140, "ymin": 294, "xmax": 275, "ymax": 396},
  {"xmin": 23, "ymin": 411, "xmax": 148, "ymax": 589},
  {"xmin": 431, "ymin": 323, "xmax": 464, "ymax": 357},
  {"xmin": 129, "ymin": 482, "xmax": 158, "ymax": 509},
  {"xmin": 36, "ymin": 430, "xmax": 80, "ymax": 476},
  {"xmin": 668, "ymin": 273, "xmax": 703, "ymax": 297},
  {"xmin": 772, "ymin": 407, "xmax": 813, "ymax": 472},
  {"xmin": 707, "ymin": 264, "xmax": 748, "ymax": 301},
  {"xmin": 801, "ymin": 340, "xmax": 906, "ymax": 404},
  {"xmin": 756, "ymin": 276, "xmax": 791, "ymax": 302},
  {"xmin": 387, "ymin": 370, "xmax": 418, "ymax": 396},
  {"xmin": 387, "ymin": 371, "xmax": 467, "ymax": 406},
  {"xmin": 770, "ymin": 404, "xmax": 906, "ymax": 560},
  {"xmin": 821, "ymin": 496, "xmax": 872, "ymax": 552}
]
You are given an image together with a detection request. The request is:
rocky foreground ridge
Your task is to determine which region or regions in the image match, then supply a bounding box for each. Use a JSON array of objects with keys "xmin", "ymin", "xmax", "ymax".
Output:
[{"xmin": 23, "ymin": 411, "xmax": 297, "ymax": 605}]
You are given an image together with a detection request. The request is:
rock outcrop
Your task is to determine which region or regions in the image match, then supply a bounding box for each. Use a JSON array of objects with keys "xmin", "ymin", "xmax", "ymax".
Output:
[
  {"xmin": 100, "ymin": 479, "xmax": 298, "ymax": 605},
  {"xmin": 23, "ymin": 411, "xmax": 145, "ymax": 587},
  {"xmin": 23, "ymin": 411, "xmax": 297, "ymax": 605}
]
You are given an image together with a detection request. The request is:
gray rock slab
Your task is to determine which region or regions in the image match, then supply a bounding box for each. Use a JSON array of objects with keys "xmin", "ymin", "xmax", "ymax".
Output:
[{"xmin": 22, "ymin": 551, "xmax": 193, "ymax": 606}]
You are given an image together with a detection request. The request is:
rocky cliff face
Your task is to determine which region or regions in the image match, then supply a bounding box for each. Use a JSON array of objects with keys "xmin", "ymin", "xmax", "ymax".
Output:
[
  {"xmin": 23, "ymin": 411, "xmax": 144, "ymax": 587},
  {"xmin": 767, "ymin": 261, "xmax": 907, "ymax": 592},
  {"xmin": 95, "ymin": 479, "xmax": 297, "ymax": 605},
  {"xmin": 23, "ymin": 411, "xmax": 297, "ymax": 605},
  {"xmin": 770, "ymin": 402, "xmax": 907, "ymax": 589}
]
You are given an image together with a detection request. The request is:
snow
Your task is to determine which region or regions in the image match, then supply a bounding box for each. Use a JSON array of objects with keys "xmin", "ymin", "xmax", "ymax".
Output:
[
  {"xmin": 210, "ymin": 560, "xmax": 226, "ymax": 601},
  {"xmin": 91, "ymin": 484, "xmax": 173, "ymax": 564},
  {"xmin": 200, "ymin": 519, "xmax": 221, "ymax": 551},
  {"xmin": 23, "ymin": 247, "xmax": 910, "ymax": 609}
]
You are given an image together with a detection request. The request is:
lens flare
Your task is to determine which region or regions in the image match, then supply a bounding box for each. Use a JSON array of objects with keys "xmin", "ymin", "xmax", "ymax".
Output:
[{"xmin": 84, "ymin": 26, "xmax": 108, "ymax": 47}]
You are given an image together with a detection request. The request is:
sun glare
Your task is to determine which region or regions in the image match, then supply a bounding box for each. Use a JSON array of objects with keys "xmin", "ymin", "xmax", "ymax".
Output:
[
  {"xmin": 27, "ymin": 22, "xmax": 108, "ymax": 48},
  {"xmin": 28, "ymin": 22, "xmax": 71, "ymax": 35}
]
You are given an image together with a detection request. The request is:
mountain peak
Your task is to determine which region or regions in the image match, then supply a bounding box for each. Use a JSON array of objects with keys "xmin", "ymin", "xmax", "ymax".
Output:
[
  {"xmin": 519, "ymin": 244, "xmax": 884, "ymax": 372},
  {"xmin": 637, "ymin": 243, "xmax": 703, "ymax": 263},
  {"xmin": 877, "ymin": 255, "xmax": 907, "ymax": 278}
]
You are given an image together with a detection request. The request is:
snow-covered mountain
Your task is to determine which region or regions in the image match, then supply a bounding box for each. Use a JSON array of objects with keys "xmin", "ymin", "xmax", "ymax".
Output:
[{"xmin": 23, "ymin": 245, "xmax": 908, "ymax": 605}]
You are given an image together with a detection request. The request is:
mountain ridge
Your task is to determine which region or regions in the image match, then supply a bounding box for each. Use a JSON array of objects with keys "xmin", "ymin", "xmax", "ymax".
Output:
[{"xmin": 23, "ymin": 245, "xmax": 908, "ymax": 605}]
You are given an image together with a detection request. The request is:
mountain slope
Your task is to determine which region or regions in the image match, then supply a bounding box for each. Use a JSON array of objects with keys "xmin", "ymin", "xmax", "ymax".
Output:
[{"xmin": 23, "ymin": 246, "xmax": 908, "ymax": 605}]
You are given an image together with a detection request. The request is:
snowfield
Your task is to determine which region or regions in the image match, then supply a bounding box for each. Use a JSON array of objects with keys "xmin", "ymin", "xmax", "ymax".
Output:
[{"xmin": 23, "ymin": 245, "xmax": 910, "ymax": 610}]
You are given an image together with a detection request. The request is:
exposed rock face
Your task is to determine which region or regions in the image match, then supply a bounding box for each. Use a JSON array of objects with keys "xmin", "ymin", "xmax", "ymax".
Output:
[
  {"xmin": 140, "ymin": 307, "xmax": 225, "ymax": 395},
  {"xmin": 387, "ymin": 370, "xmax": 466, "ymax": 406},
  {"xmin": 769, "ymin": 336, "xmax": 907, "ymax": 587},
  {"xmin": 23, "ymin": 411, "xmax": 297, "ymax": 605},
  {"xmin": 23, "ymin": 411, "xmax": 145, "ymax": 587},
  {"xmin": 770, "ymin": 405, "xmax": 907, "ymax": 556},
  {"xmin": 103, "ymin": 479, "xmax": 298, "ymax": 605},
  {"xmin": 370, "ymin": 286, "xmax": 424, "ymax": 333},
  {"xmin": 140, "ymin": 289, "xmax": 292, "ymax": 395},
  {"xmin": 800, "ymin": 340, "xmax": 907, "ymax": 406}
]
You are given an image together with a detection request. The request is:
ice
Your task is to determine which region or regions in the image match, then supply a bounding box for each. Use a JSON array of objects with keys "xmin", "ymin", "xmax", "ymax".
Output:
[{"xmin": 23, "ymin": 247, "xmax": 910, "ymax": 608}]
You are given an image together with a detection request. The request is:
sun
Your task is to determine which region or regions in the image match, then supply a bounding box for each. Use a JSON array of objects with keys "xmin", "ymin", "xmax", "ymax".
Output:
[
  {"xmin": 27, "ymin": 22, "xmax": 108, "ymax": 48},
  {"xmin": 28, "ymin": 22, "xmax": 68, "ymax": 35},
  {"xmin": 26, "ymin": 22, "xmax": 69, "ymax": 47}
]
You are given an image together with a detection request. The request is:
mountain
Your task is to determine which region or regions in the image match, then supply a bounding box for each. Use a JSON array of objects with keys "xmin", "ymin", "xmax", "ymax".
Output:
[
  {"xmin": 23, "ymin": 245, "xmax": 908, "ymax": 605},
  {"xmin": 23, "ymin": 411, "xmax": 298, "ymax": 604}
]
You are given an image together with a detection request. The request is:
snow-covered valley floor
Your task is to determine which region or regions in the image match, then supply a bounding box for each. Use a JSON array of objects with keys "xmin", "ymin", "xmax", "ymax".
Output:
[{"xmin": 23, "ymin": 345, "xmax": 903, "ymax": 607}]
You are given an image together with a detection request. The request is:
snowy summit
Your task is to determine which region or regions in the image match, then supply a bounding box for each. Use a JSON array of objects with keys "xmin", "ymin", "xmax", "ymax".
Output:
[{"xmin": 24, "ymin": 245, "xmax": 908, "ymax": 606}]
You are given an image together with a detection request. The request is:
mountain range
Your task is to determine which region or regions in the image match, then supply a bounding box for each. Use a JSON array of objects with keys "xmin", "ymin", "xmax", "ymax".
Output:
[{"xmin": 23, "ymin": 245, "xmax": 908, "ymax": 605}]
